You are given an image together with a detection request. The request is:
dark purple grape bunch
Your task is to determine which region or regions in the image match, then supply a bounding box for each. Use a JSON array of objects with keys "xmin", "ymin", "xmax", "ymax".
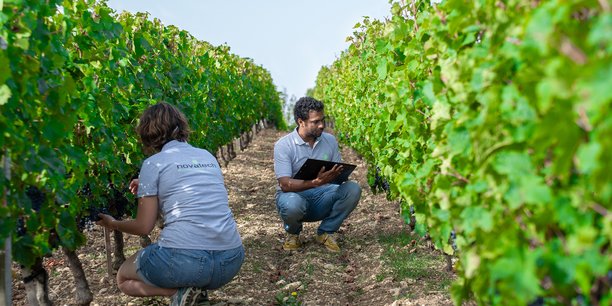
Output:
[
  {"xmin": 15, "ymin": 186, "xmax": 47, "ymax": 237},
  {"xmin": 371, "ymin": 166, "xmax": 391, "ymax": 194}
]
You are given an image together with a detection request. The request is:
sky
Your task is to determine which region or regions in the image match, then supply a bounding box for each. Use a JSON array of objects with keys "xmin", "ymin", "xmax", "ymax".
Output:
[{"xmin": 105, "ymin": 1, "xmax": 392, "ymax": 100}]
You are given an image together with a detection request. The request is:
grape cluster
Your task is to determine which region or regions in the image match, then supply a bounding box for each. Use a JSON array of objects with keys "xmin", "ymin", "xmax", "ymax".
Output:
[
  {"xmin": 26, "ymin": 186, "xmax": 45, "ymax": 212},
  {"xmin": 450, "ymin": 230, "xmax": 457, "ymax": 251},
  {"xmin": 20, "ymin": 182, "xmax": 133, "ymax": 233},
  {"xmin": 16, "ymin": 218, "xmax": 26, "ymax": 236},
  {"xmin": 77, "ymin": 183, "xmax": 132, "ymax": 231},
  {"xmin": 79, "ymin": 184, "xmax": 130, "ymax": 230},
  {"xmin": 371, "ymin": 166, "xmax": 390, "ymax": 194},
  {"xmin": 528, "ymin": 297, "xmax": 545, "ymax": 306},
  {"xmin": 107, "ymin": 183, "xmax": 130, "ymax": 218},
  {"xmin": 15, "ymin": 186, "xmax": 47, "ymax": 237},
  {"xmin": 407, "ymin": 204, "xmax": 417, "ymax": 229},
  {"xmin": 78, "ymin": 205, "xmax": 110, "ymax": 231}
]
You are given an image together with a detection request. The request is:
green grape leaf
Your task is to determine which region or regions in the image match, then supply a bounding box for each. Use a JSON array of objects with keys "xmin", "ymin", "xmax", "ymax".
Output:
[
  {"xmin": 0, "ymin": 84, "xmax": 10, "ymax": 105},
  {"xmin": 576, "ymin": 141, "xmax": 601, "ymax": 174},
  {"xmin": 460, "ymin": 206, "xmax": 493, "ymax": 234},
  {"xmin": 376, "ymin": 58, "xmax": 387, "ymax": 80},
  {"xmin": 493, "ymin": 152, "xmax": 532, "ymax": 179}
]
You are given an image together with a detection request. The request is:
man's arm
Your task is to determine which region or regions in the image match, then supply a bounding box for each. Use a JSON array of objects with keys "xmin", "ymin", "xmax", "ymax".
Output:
[{"xmin": 277, "ymin": 164, "xmax": 344, "ymax": 192}]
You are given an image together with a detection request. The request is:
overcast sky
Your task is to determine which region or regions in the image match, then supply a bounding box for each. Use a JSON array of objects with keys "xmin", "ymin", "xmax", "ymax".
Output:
[{"xmin": 106, "ymin": 1, "xmax": 392, "ymax": 100}]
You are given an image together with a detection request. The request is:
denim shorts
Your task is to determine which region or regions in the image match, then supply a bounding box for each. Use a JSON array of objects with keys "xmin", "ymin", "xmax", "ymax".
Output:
[{"xmin": 135, "ymin": 243, "xmax": 244, "ymax": 289}]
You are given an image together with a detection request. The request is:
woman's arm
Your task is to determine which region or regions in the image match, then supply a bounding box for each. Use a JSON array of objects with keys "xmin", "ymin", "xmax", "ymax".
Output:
[{"xmin": 96, "ymin": 196, "xmax": 159, "ymax": 236}]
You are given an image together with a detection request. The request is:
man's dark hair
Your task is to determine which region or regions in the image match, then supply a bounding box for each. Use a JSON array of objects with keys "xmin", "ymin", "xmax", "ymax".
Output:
[{"xmin": 293, "ymin": 97, "xmax": 324, "ymax": 124}]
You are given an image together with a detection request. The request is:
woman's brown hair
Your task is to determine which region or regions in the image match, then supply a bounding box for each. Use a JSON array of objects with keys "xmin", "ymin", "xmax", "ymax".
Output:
[{"xmin": 136, "ymin": 102, "xmax": 191, "ymax": 152}]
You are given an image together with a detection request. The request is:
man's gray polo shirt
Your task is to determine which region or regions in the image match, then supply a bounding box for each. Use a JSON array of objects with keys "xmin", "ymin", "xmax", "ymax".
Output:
[{"xmin": 274, "ymin": 128, "xmax": 341, "ymax": 188}]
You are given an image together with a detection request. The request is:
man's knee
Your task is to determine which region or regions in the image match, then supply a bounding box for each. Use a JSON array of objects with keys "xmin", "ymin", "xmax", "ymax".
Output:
[
  {"xmin": 277, "ymin": 193, "xmax": 307, "ymax": 220},
  {"xmin": 341, "ymin": 181, "xmax": 362, "ymax": 203}
]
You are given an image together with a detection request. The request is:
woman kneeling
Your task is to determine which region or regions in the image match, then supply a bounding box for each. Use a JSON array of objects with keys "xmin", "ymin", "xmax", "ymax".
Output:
[{"xmin": 97, "ymin": 102, "xmax": 244, "ymax": 305}]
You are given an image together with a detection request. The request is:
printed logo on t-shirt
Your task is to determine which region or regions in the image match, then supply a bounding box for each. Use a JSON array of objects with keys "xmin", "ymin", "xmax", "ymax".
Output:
[{"xmin": 176, "ymin": 160, "xmax": 217, "ymax": 171}]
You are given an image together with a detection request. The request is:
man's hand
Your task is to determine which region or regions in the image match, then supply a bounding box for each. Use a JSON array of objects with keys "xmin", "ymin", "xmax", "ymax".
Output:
[
  {"xmin": 312, "ymin": 164, "xmax": 343, "ymax": 186},
  {"xmin": 129, "ymin": 179, "xmax": 139, "ymax": 195},
  {"xmin": 277, "ymin": 164, "xmax": 344, "ymax": 192}
]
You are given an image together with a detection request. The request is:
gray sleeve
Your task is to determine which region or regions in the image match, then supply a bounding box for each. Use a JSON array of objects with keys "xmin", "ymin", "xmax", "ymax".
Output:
[
  {"xmin": 137, "ymin": 158, "xmax": 159, "ymax": 198},
  {"xmin": 330, "ymin": 135, "xmax": 342, "ymax": 163},
  {"xmin": 274, "ymin": 139, "xmax": 293, "ymax": 178}
]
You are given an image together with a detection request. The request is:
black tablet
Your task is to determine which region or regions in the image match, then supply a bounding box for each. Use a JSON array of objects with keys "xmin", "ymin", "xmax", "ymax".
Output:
[{"xmin": 293, "ymin": 158, "xmax": 357, "ymax": 184}]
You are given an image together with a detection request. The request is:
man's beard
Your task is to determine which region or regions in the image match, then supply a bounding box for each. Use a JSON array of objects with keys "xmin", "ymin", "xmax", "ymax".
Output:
[{"xmin": 308, "ymin": 129, "xmax": 323, "ymax": 139}]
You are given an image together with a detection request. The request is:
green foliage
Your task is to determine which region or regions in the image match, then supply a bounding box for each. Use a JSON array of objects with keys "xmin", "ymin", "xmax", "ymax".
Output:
[
  {"xmin": 0, "ymin": 0, "xmax": 285, "ymax": 267},
  {"xmin": 274, "ymin": 291, "xmax": 302, "ymax": 306},
  {"xmin": 314, "ymin": 1, "xmax": 611, "ymax": 304}
]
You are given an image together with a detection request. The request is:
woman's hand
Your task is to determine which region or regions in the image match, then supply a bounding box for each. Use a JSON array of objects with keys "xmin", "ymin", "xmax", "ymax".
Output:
[
  {"xmin": 96, "ymin": 213, "xmax": 117, "ymax": 230},
  {"xmin": 129, "ymin": 179, "xmax": 139, "ymax": 195}
]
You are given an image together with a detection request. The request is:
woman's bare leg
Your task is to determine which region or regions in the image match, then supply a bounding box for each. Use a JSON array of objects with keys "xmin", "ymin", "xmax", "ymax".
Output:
[{"xmin": 116, "ymin": 252, "xmax": 177, "ymax": 297}]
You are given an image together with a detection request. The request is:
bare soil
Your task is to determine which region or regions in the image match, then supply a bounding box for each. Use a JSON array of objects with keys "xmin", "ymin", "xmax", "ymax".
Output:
[{"xmin": 11, "ymin": 128, "xmax": 454, "ymax": 306}]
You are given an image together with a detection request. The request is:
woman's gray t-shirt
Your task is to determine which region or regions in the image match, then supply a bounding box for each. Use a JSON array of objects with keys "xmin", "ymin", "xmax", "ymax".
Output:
[{"xmin": 137, "ymin": 140, "xmax": 242, "ymax": 250}]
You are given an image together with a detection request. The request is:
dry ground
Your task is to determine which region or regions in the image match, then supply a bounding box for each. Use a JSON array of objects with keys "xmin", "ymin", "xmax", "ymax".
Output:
[{"xmin": 12, "ymin": 128, "xmax": 454, "ymax": 306}]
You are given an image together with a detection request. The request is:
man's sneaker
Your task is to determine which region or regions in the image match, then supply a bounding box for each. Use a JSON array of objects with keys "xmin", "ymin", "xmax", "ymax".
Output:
[
  {"xmin": 170, "ymin": 287, "xmax": 209, "ymax": 306},
  {"xmin": 316, "ymin": 232, "xmax": 340, "ymax": 252},
  {"xmin": 283, "ymin": 233, "xmax": 302, "ymax": 251}
]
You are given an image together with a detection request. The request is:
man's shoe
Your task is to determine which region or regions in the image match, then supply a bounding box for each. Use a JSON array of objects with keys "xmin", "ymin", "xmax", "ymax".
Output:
[
  {"xmin": 170, "ymin": 287, "xmax": 209, "ymax": 306},
  {"xmin": 283, "ymin": 233, "xmax": 302, "ymax": 251},
  {"xmin": 316, "ymin": 232, "xmax": 340, "ymax": 252}
]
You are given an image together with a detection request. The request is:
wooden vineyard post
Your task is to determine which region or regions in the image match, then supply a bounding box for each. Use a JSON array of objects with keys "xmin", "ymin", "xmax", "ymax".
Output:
[
  {"xmin": 104, "ymin": 228, "xmax": 113, "ymax": 278},
  {"xmin": 1, "ymin": 153, "xmax": 11, "ymax": 305}
]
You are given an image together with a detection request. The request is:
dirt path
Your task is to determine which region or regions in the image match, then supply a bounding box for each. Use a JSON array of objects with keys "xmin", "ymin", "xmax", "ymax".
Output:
[{"xmin": 12, "ymin": 128, "xmax": 453, "ymax": 306}]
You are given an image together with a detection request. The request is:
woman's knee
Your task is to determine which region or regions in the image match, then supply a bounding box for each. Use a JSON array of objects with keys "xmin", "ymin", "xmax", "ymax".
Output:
[
  {"xmin": 116, "ymin": 263, "xmax": 132, "ymax": 289},
  {"xmin": 116, "ymin": 251, "xmax": 142, "ymax": 291}
]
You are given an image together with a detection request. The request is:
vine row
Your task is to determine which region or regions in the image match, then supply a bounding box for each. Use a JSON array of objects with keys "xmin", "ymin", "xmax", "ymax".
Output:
[
  {"xmin": 313, "ymin": 0, "xmax": 610, "ymax": 304},
  {"xmin": 0, "ymin": 0, "xmax": 286, "ymax": 270}
]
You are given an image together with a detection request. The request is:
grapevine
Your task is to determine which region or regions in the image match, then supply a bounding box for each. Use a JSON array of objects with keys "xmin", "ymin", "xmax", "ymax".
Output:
[
  {"xmin": 0, "ymin": 0, "xmax": 286, "ymax": 269},
  {"xmin": 314, "ymin": 1, "xmax": 611, "ymax": 304}
]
